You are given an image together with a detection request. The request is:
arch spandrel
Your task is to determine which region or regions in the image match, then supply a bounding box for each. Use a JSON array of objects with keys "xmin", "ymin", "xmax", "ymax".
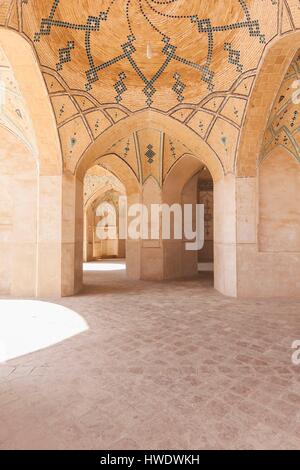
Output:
[
  {"xmin": 236, "ymin": 31, "xmax": 300, "ymax": 177},
  {"xmin": 76, "ymin": 111, "xmax": 224, "ymax": 184},
  {"xmin": 1, "ymin": 2, "xmax": 289, "ymax": 181},
  {"xmin": 0, "ymin": 28, "xmax": 62, "ymax": 176}
]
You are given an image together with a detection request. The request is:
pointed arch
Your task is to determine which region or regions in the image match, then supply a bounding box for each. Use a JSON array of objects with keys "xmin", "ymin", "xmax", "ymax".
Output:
[
  {"xmin": 0, "ymin": 28, "xmax": 63, "ymax": 297},
  {"xmin": 76, "ymin": 110, "xmax": 224, "ymax": 182},
  {"xmin": 236, "ymin": 31, "xmax": 300, "ymax": 177},
  {"xmin": 94, "ymin": 154, "xmax": 140, "ymax": 196},
  {"xmin": 0, "ymin": 27, "xmax": 62, "ymax": 175},
  {"xmin": 163, "ymin": 153, "xmax": 206, "ymax": 203}
]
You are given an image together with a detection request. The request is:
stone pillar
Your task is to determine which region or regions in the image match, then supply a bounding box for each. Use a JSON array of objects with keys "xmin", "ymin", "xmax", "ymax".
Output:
[
  {"xmin": 126, "ymin": 178, "xmax": 164, "ymax": 281},
  {"xmin": 181, "ymin": 174, "xmax": 199, "ymax": 278},
  {"xmin": 126, "ymin": 192, "xmax": 142, "ymax": 280},
  {"xmin": 126, "ymin": 175, "xmax": 200, "ymax": 281},
  {"xmin": 162, "ymin": 173, "xmax": 199, "ymax": 280},
  {"xmin": 0, "ymin": 127, "xmax": 38, "ymax": 297},
  {"xmin": 126, "ymin": 178, "xmax": 165, "ymax": 281},
  {"xmin": 214, "ymin": 174, "xmax": 237, "ymax": 297},
  {"xmin": 235, "ymin": 150, "xmax": 300, "ymax": 298},
  {"xmin": 9, "ymin": 169, "xmax": 38, "ymax": 298},
  {"xmin": 235, "ymin": 176, "xmax": 258, "ymax": 297},
  {"xmin": 83, "ymin": 204, "xmax": 94, "ymax": 262},
  {"xmin": 60, "ymin": 172, "xmax": 84, "ymax": 297},
  {"xmin": 140, "ymin": 177, "xmax": 164, "ymax": 281},
  {"xmin": 60, "ymin": 172, "xmax": 75, "ymax": 297},
  {"xmin": 74, "ymin": 178, "xmax": 84, "ymax": 293},
  {"xmin": 36, "ymin": 175, "xmax": 62, "ymax": 298}
]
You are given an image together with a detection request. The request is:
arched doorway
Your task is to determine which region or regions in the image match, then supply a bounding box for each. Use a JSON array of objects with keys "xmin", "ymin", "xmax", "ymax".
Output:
[
  {"xmin": 162, "ymin": 154, "xmax": 214, "ymax": 281},
  {"xmin": 68, "ymin": 111, "xmax": 238, "ymax": 295},
  {"xmin": 83, "ymin": 165, "xmax": 126, "ymax": 263},
  {"xmin": 74, "ymin": 152, "xmax": 141, "ymax": 288}
]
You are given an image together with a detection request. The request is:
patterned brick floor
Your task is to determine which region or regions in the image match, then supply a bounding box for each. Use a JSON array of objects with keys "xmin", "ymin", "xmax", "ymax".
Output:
[{"xmin": 0, "ymin": 261, "xmax": 300, "ymax": 450}]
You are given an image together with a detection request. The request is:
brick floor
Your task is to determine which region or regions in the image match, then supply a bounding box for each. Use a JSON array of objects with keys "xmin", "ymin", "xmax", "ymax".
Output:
[{"xmin": 0, "ymin": 261, "xmax": 300, "ymax": 450}]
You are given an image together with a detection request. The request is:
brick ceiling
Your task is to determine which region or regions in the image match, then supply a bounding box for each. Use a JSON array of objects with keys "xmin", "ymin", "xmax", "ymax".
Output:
[{"xmin": 22, "ymin": 0, "xmax": 275, "ymax": 112}]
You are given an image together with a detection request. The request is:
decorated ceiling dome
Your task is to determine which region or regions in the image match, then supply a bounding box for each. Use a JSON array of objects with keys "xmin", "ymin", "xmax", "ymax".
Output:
[
  {"xmin": 0, "ymin": 1, "xmax": 298, "ymax": 178},
  {"xmin": 22, "ymin": 0, "xmax": 276, "ymax": 111}
]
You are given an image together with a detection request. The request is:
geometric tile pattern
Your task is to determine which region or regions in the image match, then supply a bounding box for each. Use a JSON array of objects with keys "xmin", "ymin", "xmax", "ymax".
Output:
[
  {"xmin": 32, "ymin": 0, "xmax": 266, "ymax": 107},
  {"xmin": 262, "ymin": 50, "xmax": 300, "ymax": 165},
  {"xmin": 56, "ymin": 41, "xmax": 75, "ymax": 72},
  {"xmin": 172, "ymin": 73, "xmax": 186, "ymax": 103},
  {"xmin": 224, "ymin": 43, "xmax": 243, "ymax": 73},
  {"xmin": 0, "ymin": 1, "xmax": 296, "ymax": 176},
  {"xmin": 145, "ymin": 144, "xmax": 156, "ymax": 164},
  {"xmin": 114, "ymin": 72, "xmax": 127, "ymax": 104}
]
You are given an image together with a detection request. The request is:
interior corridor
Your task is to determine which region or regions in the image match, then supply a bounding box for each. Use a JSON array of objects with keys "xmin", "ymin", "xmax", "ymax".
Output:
[{"xmin": 0, "ymin": 262, "xmax": 300, "ymax": 450}]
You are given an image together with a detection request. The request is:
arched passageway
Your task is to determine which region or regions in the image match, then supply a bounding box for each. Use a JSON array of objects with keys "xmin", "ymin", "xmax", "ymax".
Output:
[
  {"xmin": 3, "ymin": 2, "xmax": 300, "ymax": 454},
  {"xmin": 1, "ymin": 29, "xmax": 300, "ymax": 299},
  {"xmin": 65, "ymin": 111, "xmax": 239, "ymax": 296},
  {"xmin": 83, "ymin": 165, "xmax": 126, "ymax": 263},
  {"xmin": 0, "ymin": 29, "xmax": 63, "ymax": 298},
  {"xmin": 234, "ymin": 35, "xmax": 300, "ymax": 297}
]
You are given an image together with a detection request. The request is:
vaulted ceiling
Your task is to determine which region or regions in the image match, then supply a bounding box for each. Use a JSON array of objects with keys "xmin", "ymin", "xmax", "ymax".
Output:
[
  {"xmin": 0, "ymin": 1, "xmax": 299, "ymax": 178},
  {"xmin": 262, "ymin": 50, "xmax": 300, "ymax": 164},
  {"xmin": 23, "ymin": 0, "xmax": 275, "ymax": 112}
]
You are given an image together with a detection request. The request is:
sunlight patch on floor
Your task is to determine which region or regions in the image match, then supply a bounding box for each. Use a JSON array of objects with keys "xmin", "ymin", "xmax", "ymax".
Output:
[
  {"xmin": 0, "ymin": 300, "xmax": 88, "ymax": 363},
  {"xmin": 83, "ymin": 260, "xmax": 126, "ymax": 272}
]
